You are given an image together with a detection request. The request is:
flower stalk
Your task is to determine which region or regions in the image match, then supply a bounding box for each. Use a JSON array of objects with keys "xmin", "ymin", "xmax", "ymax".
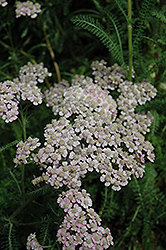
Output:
[{"xmin": 40, "ymin": 18, "xmax": 61, "ymax": 83}]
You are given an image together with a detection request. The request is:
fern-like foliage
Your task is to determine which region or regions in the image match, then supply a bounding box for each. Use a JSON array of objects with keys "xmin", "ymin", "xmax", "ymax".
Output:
[
  {"xmin": 152, "ymin": 6, "xmax": 166, "ymax": 23},
  {"xmin": 1, "ymin": 223, "xmax": 20, "ymax": 250},
  {"xmin": 71, "ymin": 14, "xmax": 126, "ymax": 67},
  {"xmin": 113, "ymin": 0, "xmax": 127, "ymax": 20},
  {"xmin": 0, "ymin": 140, "xmax": 19, "ymax": 153},
  {"xmin": 103, "ymin": 10, "xmax": 125, "ymax": 61},
  {"xmin": 132, "ymin": 0, "xmax": 157, "ymax": 77},
  {"xmin": 133, "ymin": 0, "xmax": 156, "ymax": 50},
  {"xmin": 26, "ymin": 184, "xmax": 53, "ymax": 198},
  {"xmin": 136, "ymin": 95, "xmax": 166, "ymax": 113}
]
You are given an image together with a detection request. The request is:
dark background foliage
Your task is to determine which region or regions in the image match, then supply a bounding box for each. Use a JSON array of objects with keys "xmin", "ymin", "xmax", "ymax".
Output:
[{"xmin": 0, "ymin": 0, "xmax": 166, "ymax": 249}]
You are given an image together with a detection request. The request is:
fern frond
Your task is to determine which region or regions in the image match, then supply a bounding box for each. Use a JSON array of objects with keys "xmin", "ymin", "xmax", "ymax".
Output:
[
  {"xmin": 71, "ymin": 15, "xmax": 125, "ymax": 67},
  {"xmin": 27, "ymin": 184, "xmax": 53, "ymax": 198},
  {"xmin": 113, "ymin": 0, "xmax": 127, "ymax": 20},
  {"xmin": 133, "ymin": 0, "xmax": 155, "ymax": 50},
  {"xmin": 150, "ymin": 110, "xmax": 160, "ymax": 136},
  {"xmin": 91, "ymin": 0, "xmax": 102, "ymax": 12},
  {"xmin": 103, "ymin": 11, "xmax": 124, "ymax": 60},
  {"xmin": 136, "ymin": 97, "xmax": 166, "ymax": 115},
  {"xmin": 1, "ymin": 223, "xmax": 20, "ymax": 250},
  {"xmin": 9, "ymin": 170, "xmax": 22, "ymax": 196},
  {"xmin": 0, "ymin": 140, "xmax": 19, "ymax": 153},
  {"xmin": 135, "ymin": 48, "xmax": 166, "ymax": 80},
  {"xmin": 38, "ymin": 216, "xmax": 50, "ymax": 246},
  {"xmin": 152, "ymin": 9, "xmax": 166, "ymax": 23}
]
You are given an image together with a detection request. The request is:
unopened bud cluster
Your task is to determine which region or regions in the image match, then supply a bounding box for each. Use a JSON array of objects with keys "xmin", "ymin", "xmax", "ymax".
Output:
[
  {"xmin": 0, "ymin": 0, "xmax": 8, "ymax": 7},
  {"xmin": 26, "ymin": 233, "xmax": 43, "ymax": 250},
  {"xmin": 0, "ymin": 62, "xmax": 51, "ymax": 123},
  {"xmin": 15, "ymin": 1, "xmax": 41, "ymax": 18}
]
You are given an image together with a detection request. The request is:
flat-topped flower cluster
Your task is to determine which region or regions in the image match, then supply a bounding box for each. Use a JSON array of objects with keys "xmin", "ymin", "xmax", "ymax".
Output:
[
  {"xmin": 57, "ymin": 188, "xmax": 113, "ymax": 249},
  {"xmin": 14, "ymin": 61, "xmax": 156, "ymax": 191},
  {"xmin": 12, "ymin": 60, "xmax": 157, "ymax": 249},
  {"xmin": 0, "ymin": 62, "xmax": 51, "ymax": 123},
  {"xmin": 26, "ymin": 233, "xmax": 43, "ymax": 250},
  {"xmin": 15, "ymin": 1, "xmax": 41, "ymax": 18}
]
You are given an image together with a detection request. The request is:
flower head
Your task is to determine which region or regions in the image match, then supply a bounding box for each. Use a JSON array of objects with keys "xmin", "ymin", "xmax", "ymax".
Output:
[
  {"xmin": 26, "ymin": 233, "xmax": 43, "ymax": 250},
  {"xmin": 15, "ymin": 1, "xmax": 41, "ymax": 18},
  {"xmin": 0, "ymin": 62, "xmax": 51, "ymax": 123},
  {"xmin": 33, "ymin": 62, "xmax": 157, "ymax": 191},
  {"xmin": 57, "ymin": 188, "xmax": 114, "ymax": 249}
]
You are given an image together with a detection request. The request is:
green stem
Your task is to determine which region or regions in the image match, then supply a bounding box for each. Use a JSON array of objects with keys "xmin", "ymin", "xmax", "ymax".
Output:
[
  {"xmin": 7, "ymin": 11, "xmax": 18, "ymax": 74},
  {"xmin": 8, "ymin": 222, "xmax": 13, "ymax": 250},
  {"xmin": 20, "ymin": 113, "xmax": 27, "ymax": 142},
  {"xmin": 9, "ymin": 195, "xmax": 35, "ymax": 222},
  {"xmin": 115, "ymin": 204, "xmax": 140, "ymax": 247},
  {"xmin": 40, "ymin": 17, "xmax": 61, "ymax": 83},
  {"xmin": 128, "ymin": 0, "xmax": 133, "ymax": 80}
]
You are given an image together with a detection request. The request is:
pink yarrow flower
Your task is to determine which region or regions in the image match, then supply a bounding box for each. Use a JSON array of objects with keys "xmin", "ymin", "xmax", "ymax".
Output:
[{"xmin": 15, "ymin": 1, "xmax": 41, "ymax": 18}]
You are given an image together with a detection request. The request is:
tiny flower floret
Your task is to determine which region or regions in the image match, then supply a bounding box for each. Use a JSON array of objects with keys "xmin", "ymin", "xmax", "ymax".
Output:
[{"xmin": 0, "ymin": 0, "xmax": 8, "ymax": 7}]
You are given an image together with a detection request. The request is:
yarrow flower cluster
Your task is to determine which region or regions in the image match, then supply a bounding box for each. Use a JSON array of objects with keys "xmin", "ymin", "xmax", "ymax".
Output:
[
  {"xmin": 26, "ymin": 233, "xmax": 43, "ymax": 250},
  {"xmin": 0, "ymin": 62, "xmax": 51, "ymax": 123},
  {"xmin": 57, "ymin": 188, "xmax": 114, "ymax": 249},
  {"xmin": 91, "ymin": 60, "xmax": 135, "ymax": 91},
  {"xmin": 45, "ymin": 80, "xmax": 69, "ymax": 111},
  {"xmin": 15, "ymin": 61, "xmax": 157, "ymax": 191},
  {"xmin": 14, "ymin": 60, "xmax": 157, "ymax": 249},
  {"xmin": 21, "ymin": 61, "xmax": 156, "ymax": 191},
  {"xmin": 0, "ymin": 0, "xmax": 8, "ymax": 7},
  {"xmin": 0, "ymin": 80, "xmax": 20, "ymax": 123},
  {"xmin": 15, "ymin": 1, "xmax": 41, "ymax": 18},
  {"xmin": 91, "ymin": 60, "xmax": 126, "ymax": 90},
  {"xmin": 14, "ymin": 137, "xmax": 41, "ymax": 167}
]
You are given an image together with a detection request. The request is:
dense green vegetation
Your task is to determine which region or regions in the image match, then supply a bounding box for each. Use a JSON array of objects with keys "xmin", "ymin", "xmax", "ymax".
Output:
[{"xmin": 0, "ymin": 0, "xmax": 166, "ymax": 249}]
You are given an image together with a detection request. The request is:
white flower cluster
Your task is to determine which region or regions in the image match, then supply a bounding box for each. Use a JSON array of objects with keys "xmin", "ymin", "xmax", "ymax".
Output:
[
  {"xmin": 26, "ymin": 233, "xmax": 43, "ymax": 250},
  {"xmin": 57, "ymin": 188, "xmax": 113, "ymax": 249},
  {"xmin": 15, "ymin": 1, "xmax": 41, "ymax": 18},
  {"xmin": 91, "ymin": 60, "xmax": 126, "ymax": 90},
  {"xmin": 15, "ymin": 61, "xmax": 157, "ymax": 191},
  {"xmin": 0, "ymin": 80, "xmax": 20, "ymax": 123},
  {"xmin": 14, "ymin": 137, "xmax": 41, "ymax": 167},
  {"xmin": 15, "ymin": 62, "xmax": 51, "ymax": 105},
  {"xmin": 15, "ymin": 60, "xmax": 157, "ymax": 249},
  {"xmin": 0, "ymin": 62, "xmax": 51, "ymax": 123},
  {"xmin": 45, "ymin": 80, "xmax": 69, "ymax": 111},
  {"xmin": 0, "ymin": 0, "xmax": 8, "ymax": 7}
]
